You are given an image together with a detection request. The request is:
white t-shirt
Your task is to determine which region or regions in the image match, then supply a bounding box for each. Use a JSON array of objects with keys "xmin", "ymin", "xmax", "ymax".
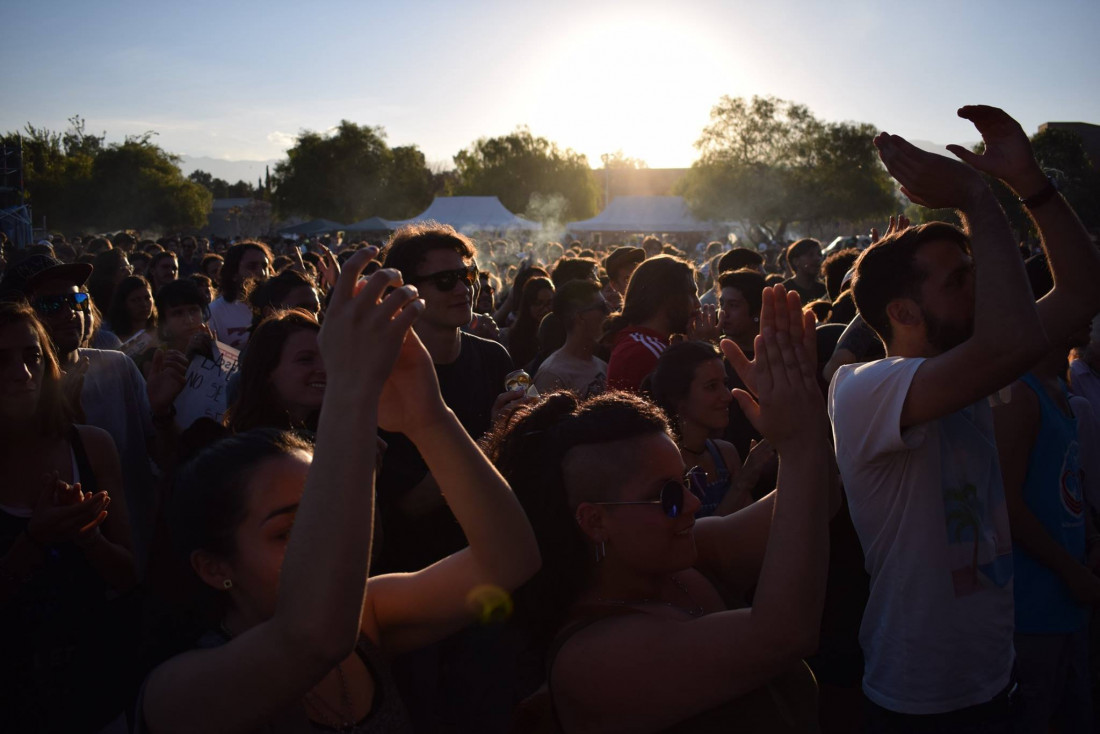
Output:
[
  {"xmin": 208, "ymin": 296, "xmax": 252, "ymax": 350},
  {"xmin": 829, "ymin": 357, "xmax": 1014, "ymax": 715},
  {"xmin": 533, "ymin": 349, "xmax": 607, "ymax": 398}
]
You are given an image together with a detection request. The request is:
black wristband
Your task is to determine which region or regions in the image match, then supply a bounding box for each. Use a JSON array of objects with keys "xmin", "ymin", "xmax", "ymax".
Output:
[{"xmin": 1020, "ymin": 177, "xmax": 1059, "ymax": 210}]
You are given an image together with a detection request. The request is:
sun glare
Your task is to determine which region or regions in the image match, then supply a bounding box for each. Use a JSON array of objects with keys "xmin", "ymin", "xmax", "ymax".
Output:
[{"xmin": 522, "ymin": 17, "xmax": 745, "ymax": 169}]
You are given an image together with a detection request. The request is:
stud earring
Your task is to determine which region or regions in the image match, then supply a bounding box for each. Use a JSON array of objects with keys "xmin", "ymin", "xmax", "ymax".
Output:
[{"xmin": 223, "ymin": 579, "xmax": 233, "ymax": 590}]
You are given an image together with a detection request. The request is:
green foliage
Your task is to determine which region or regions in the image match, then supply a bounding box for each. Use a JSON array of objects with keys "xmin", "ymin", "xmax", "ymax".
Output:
[
  {"xmin": 677, "ymin": 96, "xmax": 897, "ymax": 242},
  {"xmin": 188, "ymin": 170, "xmax": 261, "ymax": 199},
  {"xmin": 271, "ymin": 121, "xmax": 433, "ymax": 223},
  {"xmin": 450, "ymin": 127, "xmax": 599, "ymax": 222},
  {"xmin": 2, "ymin": 116, "xmax": 211, "ymax": 232},
  {"xmin": 600, "ymin": 150, "xmax": 648, "ymax": 170},
  {"xmin": 977, "ymin": 128, "xmax": 1100, "ymax": 240}
]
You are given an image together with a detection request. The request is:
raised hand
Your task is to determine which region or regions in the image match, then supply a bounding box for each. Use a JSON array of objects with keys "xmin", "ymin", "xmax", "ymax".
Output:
[
  {"xmin": 870, "ymin": 214, "xmax": 911, "ymax": 243},
  {"xmin": 874, "ymin": 132, "xmax": 988, "ymax": 210},
  {"xmin": 318, "ymin": 246, "xmax": 425, "ymax": 406},
  {"xmin": 945, "ymin": 105, "xmax": 1046, "ymax": 196},
  {"xmin": 318, "ymin": 245, "xmax": 341, "ymax": 291},
  {"xmin": 724, "ymin": 285, "xmax": 822, "ymax": 448},
  {"xmin": 688, "ymin": 303, "xmax": 721, "ymax": 343},
  {"xmin": 147, "ymin": 348, "xmax": 189, "ymax": 414}
]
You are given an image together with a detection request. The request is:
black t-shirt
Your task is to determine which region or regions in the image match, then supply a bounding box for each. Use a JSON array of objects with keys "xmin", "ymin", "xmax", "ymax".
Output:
[
  {"xmin": 781, "ymin": 277, "xmax": 827, "ymax": 304},
  {"xmin": 374, "ymin": 332, "xmax": 513, "ymax": 572}
]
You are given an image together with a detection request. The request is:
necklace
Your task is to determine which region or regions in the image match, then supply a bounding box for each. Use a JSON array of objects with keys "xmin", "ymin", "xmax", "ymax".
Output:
[
  {"xmin": 303, "ymin": 662, "xmax": 357, "ymax": 732},
  {"xmin": 594, "ymin": 575, "xmax": 704, "ymax": 618}
]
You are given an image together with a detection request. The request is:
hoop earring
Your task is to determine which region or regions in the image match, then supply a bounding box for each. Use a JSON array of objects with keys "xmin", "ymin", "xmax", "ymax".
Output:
[
  {"xmin": 223, "ymin": 579, "xmax": 233, "ymax": 590},
  {"xmin": 595, "ymin": 540, "xmax": 606, "ymax": 564}
]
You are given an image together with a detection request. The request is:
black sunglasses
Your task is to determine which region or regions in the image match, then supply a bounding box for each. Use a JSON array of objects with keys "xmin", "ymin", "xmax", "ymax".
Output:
[
  {"xmin": 593, "ymin": 466, "xmax": 707, "ymax": 519},
  {"xmin": 409, "ymin": 265, "xmax": 478, "ymax": 292},
  {"xmin": 32, "ymin": 292, "xmax": 90, "ymax": 316}
]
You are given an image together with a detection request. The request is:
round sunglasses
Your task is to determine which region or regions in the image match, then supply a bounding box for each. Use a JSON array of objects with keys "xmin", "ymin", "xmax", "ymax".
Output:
[{"xmin": 592, "ymin": 466, "xmax": 707, "ymax": 519}]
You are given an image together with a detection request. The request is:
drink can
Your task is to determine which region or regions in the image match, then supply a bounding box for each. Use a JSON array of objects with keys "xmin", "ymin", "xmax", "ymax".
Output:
[{"xmin": 505, "ymin": 369, "xmax": 532, "ymax": 393}]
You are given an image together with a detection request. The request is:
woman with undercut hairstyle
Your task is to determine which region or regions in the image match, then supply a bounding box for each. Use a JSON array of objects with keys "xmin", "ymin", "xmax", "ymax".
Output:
[{"xmin": 494, "ymin": 285, "xmax": 833, "ymax": 733}]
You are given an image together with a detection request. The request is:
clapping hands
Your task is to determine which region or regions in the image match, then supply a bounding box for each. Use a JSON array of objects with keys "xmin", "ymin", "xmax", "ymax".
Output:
[
  {"xmin": 27, "ymin": 472, "xmax": 110, "ymax": 548},
  {"xmin": 720, "ymin": 284, "xmax": 824, "ymax": 448}
]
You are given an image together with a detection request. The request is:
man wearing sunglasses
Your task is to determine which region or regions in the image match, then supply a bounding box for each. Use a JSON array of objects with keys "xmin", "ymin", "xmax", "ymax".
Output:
[
  {"xmin": 0, "ymin": 254, "xmax": 188, "ymax": 573},
  {"xmin": 533, "ymin": 280, "xmax": 608, "ymax": 397},
  {"xmin": 378, "ymin": 224, "xmax": 520, "ymax": 731}
]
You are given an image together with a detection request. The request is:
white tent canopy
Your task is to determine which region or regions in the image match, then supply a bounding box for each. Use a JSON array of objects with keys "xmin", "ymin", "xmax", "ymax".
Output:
[
  {"xmin": 388, "ymin": 196, "xmax": 540, "ymax": 233},
  {"xmin": 566, "ymin": 196, "xmax": 714, "ymax": 234}
]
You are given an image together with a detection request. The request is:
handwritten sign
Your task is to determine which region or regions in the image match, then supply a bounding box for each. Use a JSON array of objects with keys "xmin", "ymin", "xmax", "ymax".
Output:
[{"xmin": 173, "ymin": 341, "xmax": 241, "ymax": 430}]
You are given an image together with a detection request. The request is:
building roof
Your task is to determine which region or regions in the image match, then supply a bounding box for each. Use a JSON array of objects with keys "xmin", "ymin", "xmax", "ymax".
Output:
[{"xmin": 565, "ymin": 196, "xmax": 713, "ymax": 234}]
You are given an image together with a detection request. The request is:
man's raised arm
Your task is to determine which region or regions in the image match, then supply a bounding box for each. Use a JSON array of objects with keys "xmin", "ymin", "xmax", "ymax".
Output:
[{"xmin": 948, "ymin": 105, "xmax": 1100, "ymax": 344}]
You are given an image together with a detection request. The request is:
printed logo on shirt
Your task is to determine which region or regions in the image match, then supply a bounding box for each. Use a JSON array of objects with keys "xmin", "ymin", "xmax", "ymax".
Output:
[{"xmin": 1060, "ymin": 440, "xmax": 1084, "ymax": 520}]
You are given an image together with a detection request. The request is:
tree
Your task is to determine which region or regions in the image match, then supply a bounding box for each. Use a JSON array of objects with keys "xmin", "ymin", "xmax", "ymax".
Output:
[
  {"xmin": 905, "ymin": 127, "xmax": 1099, "ymax": 239},
  {"xmin": 450, "ymin": 127, "xmax": 599, "ymax": 222},
  {"xmin": 600, "ymin": 150, "xmax": 648, "ymax": 170},
  {"xmin": 189, "ymin": 170, "xmax": 263, "ymax": 200},
  {"xmin": 676, "ymin": 96, "xmax": 897, "ymax": 242},
  {"xmin": 271, "ymin": 121, "xmax": 433, "ymax": 223},
  {"xmin": 2, "ymin": 117, "xmax": 210, "ymax": 232}
]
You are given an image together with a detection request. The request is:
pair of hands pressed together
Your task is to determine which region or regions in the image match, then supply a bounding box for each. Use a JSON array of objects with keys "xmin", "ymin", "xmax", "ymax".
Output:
[
  {"xmin": 28, "ymin": 471, "xmax": 109, "ymax": 548},
  {"xmin": 317, "ymin": 246, "xmax": 449, "ymax": 438},
  {"xmin": 875, "ymin": 105, "xmax": 1046, "ymax": 210},
  {"xmin": 719, "ymin": 283, "xmax": 826, "ymax": 450}
]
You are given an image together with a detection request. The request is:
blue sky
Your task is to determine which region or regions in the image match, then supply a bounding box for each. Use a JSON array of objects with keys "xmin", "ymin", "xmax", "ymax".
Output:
[{"xmin": 4, "ymin": 0, "xmax": 1098, "ymax": 170}]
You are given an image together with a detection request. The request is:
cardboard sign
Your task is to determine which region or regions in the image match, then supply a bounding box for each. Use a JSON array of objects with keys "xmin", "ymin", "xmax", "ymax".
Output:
[
  {"xmin": 173, "ymin": 341, "xmax": 241, "ymax": 430},
  {"xmin": 119, "ymin": 329, "xmax": 158, "ymax": 359}
]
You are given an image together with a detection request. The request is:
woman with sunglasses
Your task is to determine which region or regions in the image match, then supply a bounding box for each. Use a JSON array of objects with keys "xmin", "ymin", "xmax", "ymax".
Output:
[
  {"xmin": 648, "ymin": 341, "xmax": 776, "ymax": 517},
  {"xmin": 0, "ymin": 301, "xmax": 139, "ymax": 732},
  {"xmin": 489, "ymin": 285, "xmax": 833, "ymax": 733},
  {"xmin": 140, "ymin": 248, "xmax": 540, "ymax": 733}
]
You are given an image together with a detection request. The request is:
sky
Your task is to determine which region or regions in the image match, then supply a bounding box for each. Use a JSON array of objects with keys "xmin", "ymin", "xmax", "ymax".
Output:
[{"xmin": 3, "ymin": 0, "xmax": 1099, "ymax": 173}]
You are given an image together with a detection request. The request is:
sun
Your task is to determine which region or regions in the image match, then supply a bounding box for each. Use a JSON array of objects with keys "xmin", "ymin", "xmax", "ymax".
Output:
[{"xmin": 521, "ymin": 16, "xmax": 747, "ymax": 168}]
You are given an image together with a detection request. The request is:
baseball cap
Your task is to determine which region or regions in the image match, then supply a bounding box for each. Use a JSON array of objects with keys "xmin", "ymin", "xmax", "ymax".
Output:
[{"xmin": 0, "ymin": 254, "xmax": 93, "ymax": 298}]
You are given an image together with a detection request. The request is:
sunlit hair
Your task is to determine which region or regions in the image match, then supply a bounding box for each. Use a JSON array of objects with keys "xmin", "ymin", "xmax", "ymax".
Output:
[
  {"xmin": 0, "ymin": 301, "xmax": 72, "ymax": 438},
  {"xmin": 821, "ymin": 248, "xmax": 860, "ymax": 301},
  {"xmin": 482, "ymin": 390, "xmax": 670, "ymax": 650},
  {"xmin": 717, "ymin": 268, "xmax": 767, "ymax": 318},
  {"xmin": 220, "ymin": 241, "xmax": 274, "ymax": 303},
  {"xmin": 106, "ymin": 276, "xmax": 157, "ymax": 339},
  {"xmin": 717, "ymin": 247, "xmax": 764, "ymax": 275},
  {"xmin": 601, "ymin": 255, "xmax": 695, "ymax": 340},
  {"xmin": 646, "ymin": 341, "xmax": 723, "ymax": 440},
  {"xmin": 224, "ymin": 309, "xmax": 321, "ymax": 434},
  {"xmin": 785, "ymin": 238, "xmax": 822, "ymax": 268},
  {"xmin": 550, "ymin": 257, "xmax": 599, "ymax": 288},
  {"xmin": 852, "ymin": 222, "xmax": 970, "ymax": 344},
  {"xmin": 382, "ymin": 221, "xmax": 477, "ymax": 282}
]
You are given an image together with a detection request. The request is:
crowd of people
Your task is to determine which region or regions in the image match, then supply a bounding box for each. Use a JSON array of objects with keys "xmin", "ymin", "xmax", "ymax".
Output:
[{"xmin": 0, "ymin": 105, "xmax": 1098, "ymax": 734}]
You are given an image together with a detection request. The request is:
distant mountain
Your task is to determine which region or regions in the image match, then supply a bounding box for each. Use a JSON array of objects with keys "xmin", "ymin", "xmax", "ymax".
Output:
[
  {"xmin": 910, "ymin": 139, "xmax": 979, "ymax": 157},
  {"xmin": 178, "ymin": 155, "xmax": 281, "ymax": 184}
]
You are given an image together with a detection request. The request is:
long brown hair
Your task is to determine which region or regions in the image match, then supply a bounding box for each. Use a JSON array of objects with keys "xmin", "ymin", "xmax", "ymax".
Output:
[
  {"xmin": 0, "ymin": 301, "xmax": 74, "ymax": 438},
  {"xmin": 224, "ymin": 309, "xmax": 320, "ymax": 433}
]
